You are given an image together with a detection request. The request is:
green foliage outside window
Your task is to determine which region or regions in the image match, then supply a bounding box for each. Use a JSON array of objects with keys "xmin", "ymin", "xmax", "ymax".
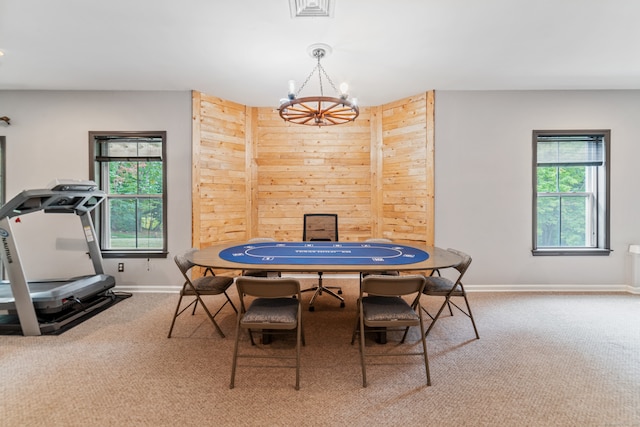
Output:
[
  {"xmin": 90, "ymin": 131, "xmax": 167, "ymax": 256},
  {"xmin": 108, "ymin": 161, "xmax": 163, "ymax": 249},
  {"xmin": 536, "ymin": 166, "xmax": 588, "ymax": 247}
]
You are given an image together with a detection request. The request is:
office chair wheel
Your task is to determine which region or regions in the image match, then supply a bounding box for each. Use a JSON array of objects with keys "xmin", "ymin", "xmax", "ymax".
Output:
[
  {"xmin": 340, "ymin": 302, "xmax": 345, "ymax": 308},
  {"xmin": 309, "ymin": 306, "xmax": 315, "ymax": 312},
  {"xmin": 338, "ymin": 290, "xmax": 343, "ymax": 294}
]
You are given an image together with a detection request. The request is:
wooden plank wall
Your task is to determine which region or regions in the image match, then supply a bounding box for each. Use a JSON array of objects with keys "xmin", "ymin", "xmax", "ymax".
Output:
[
  {"xmin": 192, "ymin": 90, "xmax": 434, "ymax": 248},
  {"xmin": 192, "ymin": 92, "xmax": 249, "ymax": 248},
  {"xmin": 253, "ymin": 107, "xmax": 373, "ymax": 241},
  {"xmin": 379, "ymin": 92, "xmax": 434, "ymax": 244}
]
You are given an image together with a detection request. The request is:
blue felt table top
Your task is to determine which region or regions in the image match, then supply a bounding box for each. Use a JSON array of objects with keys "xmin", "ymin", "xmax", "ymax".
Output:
[{"xmin": 219, "ymin": 242, "xmax": 429, "ymax": 265}]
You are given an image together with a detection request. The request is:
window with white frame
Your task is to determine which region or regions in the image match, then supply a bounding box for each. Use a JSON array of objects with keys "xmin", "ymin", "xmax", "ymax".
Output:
[
  {"xmin": 532, "ymin": 130, "xmax": 610, "ymax": 256},
  {"xmin": 89, "ymin": 131, "xmax": 167, "ymax": 258}
]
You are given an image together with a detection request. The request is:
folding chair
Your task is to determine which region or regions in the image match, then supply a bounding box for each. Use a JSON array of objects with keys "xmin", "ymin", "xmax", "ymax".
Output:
[
  {"xmin": 421, "ymin": 248, "xmax": 479, "ymax": 339},
  {"xmin": 230, "ymin": 276, "xmax": 305, "ymax": 390},
  {"xmin": 351, "ymin": 274, "xmax": 431, "ymax": 387},
  {"xmin": 168, "ymin": 249, "xmax": 237, "ymax": 338},
  {"xmin": 300, "ymin": 213, "xmax": 344, "ymax": 311},
  {"xmin": 242, "ymin": 237, "xmax": 281, "ymax": 278},
  {"xmin": 359, "ymin": 238, "xmax": 400, "ymax": 288}
]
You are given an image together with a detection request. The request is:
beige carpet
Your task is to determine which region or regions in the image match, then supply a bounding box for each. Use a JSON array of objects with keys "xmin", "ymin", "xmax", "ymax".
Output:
[{"xmin": 1, "ymin": 278, "xmax": 639, "ymax": 427}]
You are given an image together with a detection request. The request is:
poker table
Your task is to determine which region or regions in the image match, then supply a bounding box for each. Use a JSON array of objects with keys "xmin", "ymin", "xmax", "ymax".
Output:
[{"xmin": 188, "ymin": 241, "xmax": 462, "ymax": 273}]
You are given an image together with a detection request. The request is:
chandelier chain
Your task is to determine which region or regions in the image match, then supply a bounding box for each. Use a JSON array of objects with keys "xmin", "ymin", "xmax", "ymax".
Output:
[
  {"xmin": 318, "ymin": 62, "xmax": 339, "ymax": 95},
  {"xmin": 296, "ymin": 62, "xmax": 320, "ymax": 97},
  {"xmin": 295, "ymin": 48, "xmax": 339, "ymax": 98}
]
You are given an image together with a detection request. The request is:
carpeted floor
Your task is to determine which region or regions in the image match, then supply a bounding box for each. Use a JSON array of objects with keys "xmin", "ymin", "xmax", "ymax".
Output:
[{"xmin": 1, "ymin": 278, "xmax": 639, "ymax": 426}]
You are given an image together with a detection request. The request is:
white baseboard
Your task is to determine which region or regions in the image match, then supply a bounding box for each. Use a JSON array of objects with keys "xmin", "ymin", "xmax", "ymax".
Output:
[
  {"xmin": 115, "ymin": 278, "xmax": 640, "ymax": 295},
  {"xmin": 465, "ymin": 284, "xmax": 636, "ymax": 294},
  {"xmin": 114, "ymin": 285, "xmax": 180, "ymax": 294}
]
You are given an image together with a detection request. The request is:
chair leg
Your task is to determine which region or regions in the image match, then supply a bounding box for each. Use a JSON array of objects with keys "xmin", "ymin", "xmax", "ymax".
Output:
[
  {"xmin": 424, "ymin": 294, "xmax": 480, "ymax": 340},
  {"xmin": 196, "ymin": 294, "xmax": 226, "ymax": 338},
  {"xmin": 420, "ymin": 305, "xmax": 435, "ymax": 320},
  {"xmin": 351, "ymin": 300, "xmax": 361, "ymax": 344},
  {"xmin": 224, "ymin": 291, "xmax": 238, "ymax": 314},
  {"xmin": 305, "ymin": 272, "xmax": 345, "ymax": 311},
  {"xmin": 245, "ymin": 328, "xmax": 257, "ymax": 346},
  {"xmin": 417, "ymin": 304, "xmax": 431, "ymax": 386},
  {"xmin": 401, "ymin": 325, "xmax": 410, "ymax": 343},
  {"xmin": 231, "ymin": 318, "xmax": 302, "ymax": 390},
  {"xmin": 462, "ymin": 293, "xmax": 480, "ymax": 339},
  {"xmin": 359, "ymin": 304, "xmax": 368, "ymax": 387},
  {"xmin": 295, "ymin": 313, "xmax": 302, "ymax": 390},
  {"xmin": 424, "ymin": 296, "xmax": 451, "ymax": 337},
  {"xmin": 229, "ymin": 314, "xmax": 243, "ymax": 389},
  {"xmin": 167, "ymin": 293, "xmax": 185, "ymax": 338}
]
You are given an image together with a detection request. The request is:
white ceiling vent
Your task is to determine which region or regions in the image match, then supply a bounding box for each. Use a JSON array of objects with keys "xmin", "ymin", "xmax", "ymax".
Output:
[{"xmin": 289, "ymin": 0, "xmax": 334, "ymax": 18}]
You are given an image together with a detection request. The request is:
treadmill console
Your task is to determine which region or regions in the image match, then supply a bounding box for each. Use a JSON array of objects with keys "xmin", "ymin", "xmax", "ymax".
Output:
[
  {"xmin": 47, "ymin": 179, "xmax": 98, "ymax": 192},
  {"xmin": 0, "ymin": 180, "xmax": 105, "ymax": 218}
]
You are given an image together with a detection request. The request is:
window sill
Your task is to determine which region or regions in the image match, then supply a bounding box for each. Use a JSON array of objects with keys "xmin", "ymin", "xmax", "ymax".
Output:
[
  {"xmin": 101, "ymin": 251, "xmax": 168, "ymax": 259},
  {"xmin": 531, "ymin": 248, "xmax": 612, "ymax": 256}
]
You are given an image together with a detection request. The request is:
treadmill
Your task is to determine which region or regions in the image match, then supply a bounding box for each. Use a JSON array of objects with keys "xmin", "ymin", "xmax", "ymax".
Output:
[{"xmin": 0, "ymin": 180, "xmax": 116, "ymax": 335}]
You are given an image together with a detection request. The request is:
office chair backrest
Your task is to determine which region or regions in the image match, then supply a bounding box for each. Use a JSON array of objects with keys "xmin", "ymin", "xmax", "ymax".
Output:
[{"xmin": 303, "ymin": 213, "xmax": 338, "ymax": 241}]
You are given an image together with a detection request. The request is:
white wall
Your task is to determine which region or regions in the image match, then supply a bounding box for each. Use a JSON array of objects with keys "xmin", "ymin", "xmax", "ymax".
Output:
[
  {"xmin": 2, "ymin": 89, "xmax": 639, "ymax": 293},
  {"xmin": 435, "ymin": 90, "xmax": 640, "ymax": 291},
  {"xmin": 0, "ymin": 91, "xmax": 192, "ymax": 290}
]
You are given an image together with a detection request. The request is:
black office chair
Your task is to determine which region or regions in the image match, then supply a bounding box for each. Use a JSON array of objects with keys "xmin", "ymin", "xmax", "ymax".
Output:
[{"xmin": 300, "ymin": 213, "xmax": 345, "ymax": 311}]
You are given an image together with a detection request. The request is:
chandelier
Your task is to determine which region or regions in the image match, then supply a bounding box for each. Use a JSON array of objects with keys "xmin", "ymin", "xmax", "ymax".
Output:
[{"xmin": 278, "ymin": 44, "xmax": 359, "ymax": 127}]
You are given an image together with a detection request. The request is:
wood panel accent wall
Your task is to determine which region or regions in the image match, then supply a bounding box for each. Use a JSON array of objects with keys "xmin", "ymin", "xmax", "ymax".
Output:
[
  {"xmin": 192, "ymin": 92, "xmax": 250, "ymax": 248},
  {"xmin": 253, "ymin": 107, "xmax": 373, "ymax": 241},
  {"xmin": 192, "ymin": 90, "xmax": 435, "ymax": 249},
  {"xmin": 379, "ymin": 92, "xmax": 434, "ymax": 244}
]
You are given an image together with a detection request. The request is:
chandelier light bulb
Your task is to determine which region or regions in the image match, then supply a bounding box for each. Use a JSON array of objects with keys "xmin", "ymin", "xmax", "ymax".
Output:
[
  {"xmin": 339, "ymin": 82, "xmax": 349, "ymax": 98},
  {"xmin": 288, "ymin": 80, "xmax": 296, "ymax": 99}
]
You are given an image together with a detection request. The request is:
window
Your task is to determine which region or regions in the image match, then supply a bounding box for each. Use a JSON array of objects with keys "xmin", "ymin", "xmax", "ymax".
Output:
[
  {"xmin": 0, "ymin": 136, "xmax": 4, "ymax": 278},
  {"xmin": 89, "ymin": 131, "xmax": 167, "ymax": 258},
  {"xmin": 532, "ymin": 130, "xmax": 610, "ymax": 256}
]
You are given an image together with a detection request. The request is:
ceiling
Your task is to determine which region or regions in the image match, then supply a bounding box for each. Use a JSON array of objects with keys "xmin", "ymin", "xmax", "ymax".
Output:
[{"xmin": 1, "ymin": 0, "xmax": 639, "ymax": 107}]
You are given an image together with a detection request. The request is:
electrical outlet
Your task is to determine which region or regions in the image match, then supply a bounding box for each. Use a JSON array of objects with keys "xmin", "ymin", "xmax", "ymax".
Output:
[{"xmin": 118, "ymin": 263, "xmax": 124, "ymax": 272}]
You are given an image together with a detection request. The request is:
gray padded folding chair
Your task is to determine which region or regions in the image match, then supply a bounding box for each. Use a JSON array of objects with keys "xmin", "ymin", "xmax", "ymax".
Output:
[
  {"xmin": 351, "ymin": 274, "xmax": 431, "ymax": 387},
  {"xmin": 359, "ymin": 238, "xmax": 400, "ymax": 287},
  {"xmin": 230, "ymin": 276, "xmax": 305, "ymax": 390},
  {"xmin": 242, "ymin": 237, "xmax": 281, "ymax": 278},
  {"xmin": 168, "ymin": 249, "xmax": 237, "ymax": 338},
  {"xmin": 421, "ymin": 248, "xmax": 479, "ymax": 339}
]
